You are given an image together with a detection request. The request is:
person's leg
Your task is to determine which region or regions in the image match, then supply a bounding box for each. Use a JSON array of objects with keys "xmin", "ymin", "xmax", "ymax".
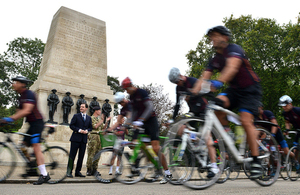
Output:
[
  {"xmin": 67, "ymin": 141, "xmax": 80, "ymax": 175},
  {"xmin": 75, "ymin": 142, "xmax": 87, "ymax": 174}
]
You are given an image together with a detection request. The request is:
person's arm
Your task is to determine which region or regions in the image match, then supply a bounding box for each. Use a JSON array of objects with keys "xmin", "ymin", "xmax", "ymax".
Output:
[
  {"xmin": 217, "ymin": 57, "xmax": 242, "ymax": 84},
  {"xmin": 108, "ymin": 115, "xmax": 123, "ymax": 131},
  {"xmin": 270, "ymin": 118, "xmax": 279, "ymax": 134},
  {"xmin": 138, "ymin": 100, "xmax": 154, "ymax": 122},
  {"xmin": 285, "ymin": 120, "xmax": 291, "ymax": 130},
  {"xmin": 69, "ymin": 115, "xmax": 80, "ymax": 132},
  {"xmin": 191, "ymin": 71, "xmax": 213, "ymax": 94},
  {"xmin": 10, "ymin": 103, "xmax": 34, "ymax": 121}
]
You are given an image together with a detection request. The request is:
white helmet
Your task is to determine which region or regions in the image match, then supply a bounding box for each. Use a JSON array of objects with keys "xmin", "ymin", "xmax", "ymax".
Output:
[
  {"xmin": 278, "ymin": 95, "xmax": 292, "ymax": 106},
  {"xmin": 168, "ymin": 67, "xmax": 181, "ymax": 84},
  {"xmin": 114, "ymin": 92, "xmax": 125, "ymax": 103}
]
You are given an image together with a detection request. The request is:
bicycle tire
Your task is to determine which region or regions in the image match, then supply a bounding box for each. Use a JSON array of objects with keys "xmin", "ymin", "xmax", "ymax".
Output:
[
  {"xmin": 92, "ymin": 148, "xmax": 116, "ymax": 183},
  {"xmin": 116, "ymin": 145, "xmax": 149, "ymax": 184},
  {"xmin": 216, "ymin": 161, "xmax": 230, "ymax": 184},
  {"xmin": 43, "ymin": 146, "xmax": 68, "ymax": 184},
  {"xmin": 248, "ymin": 128, "xmax": 281, "ymax": 186},
  {"xmin": 161, "ymin": 139, "xmax": 194, "ymax": 185},
  {"xmin": 183, "ymin": 127, "xmax": 226, "ymax": 190},
  {"xmin": 229, "ymin": 159, "xmax": 240, "ymax": 181},
  {"xmin": 0, "ymin": 142, "xmax": 16, "ymax": 182},
  {"xmin": 279, "ymin": 152, "xmax": 289, "ymax": 180},
  {"xmin": 286, "ymin": 146, "xmax": 300, "ymax": 181}
]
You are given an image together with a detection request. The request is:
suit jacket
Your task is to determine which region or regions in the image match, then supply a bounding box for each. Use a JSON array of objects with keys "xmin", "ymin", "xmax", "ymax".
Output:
[{"xmin": 69, "ymin": 113, "xmax": 92, "ymax": 143}]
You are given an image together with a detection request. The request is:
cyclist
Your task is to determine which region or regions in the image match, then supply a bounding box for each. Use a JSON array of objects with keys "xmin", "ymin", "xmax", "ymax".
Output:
[
  {"xmin": 191, "ymin": 26, "xmax": 263, "ymax": 179},
  {"xmin": 1, "ymin": 76, "xmax": 50, "ymax": 185},
  {"xmin": 256, "ymin": 102, "xmax": 296, "ymax": 174},
  {"xmin": 107, "ymin": 92, "xmax": 131, "ymax": 175},
  {"xmin": 121, "ymin": 77, "xmax": 172, "ymax": 184},
  {"xmin": 168, "ymin": 67, "xmax": 220, "ymax": 178},
  {"xmin": 279, "ymin": 95, "xmax": 300, "ymax": 173}
]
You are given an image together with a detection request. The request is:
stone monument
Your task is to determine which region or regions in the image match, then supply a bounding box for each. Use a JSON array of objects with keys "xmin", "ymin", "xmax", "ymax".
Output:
[{"xmin": 29, "ymin": 6, "xmax": 115, "ymax": 166}]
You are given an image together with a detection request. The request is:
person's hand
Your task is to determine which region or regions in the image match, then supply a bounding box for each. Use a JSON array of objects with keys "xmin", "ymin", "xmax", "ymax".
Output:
[
  {"xmin": 210, "ymin": 80, "xmax": 223, "ymax": 90},
  {"xmin": 2, "ymin": 117, "xmax": 14, "ymax": 123},
  {"xmin": 106, "ymin": 117, "xmax": 112, "ymax": 121}
]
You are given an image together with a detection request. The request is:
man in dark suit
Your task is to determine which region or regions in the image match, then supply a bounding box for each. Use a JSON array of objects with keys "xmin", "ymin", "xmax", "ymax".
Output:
[{"xmin": 66, "ymin": 103, "xmax": 92, "ymax": 177}]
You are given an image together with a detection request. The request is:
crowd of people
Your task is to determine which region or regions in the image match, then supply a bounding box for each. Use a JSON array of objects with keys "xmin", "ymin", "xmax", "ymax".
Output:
[{"xmin": 1, "ymin": 25, "xmax": 300, "ymax": 185}]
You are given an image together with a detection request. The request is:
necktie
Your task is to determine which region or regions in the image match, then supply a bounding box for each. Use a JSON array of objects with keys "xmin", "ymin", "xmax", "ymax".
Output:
[{"xmin": 83, "ymin": 114, "xmax": 86, "ymax": 121}]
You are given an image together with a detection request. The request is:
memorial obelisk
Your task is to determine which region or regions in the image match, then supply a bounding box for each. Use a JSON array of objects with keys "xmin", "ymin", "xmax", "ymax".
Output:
[
  {"xmin": 28, "ymin": 6, "xmax": 114, "ymax": 165},
  {"xmin": 31, "ymin": 6, "xmax": 114, "ymax": 125}
]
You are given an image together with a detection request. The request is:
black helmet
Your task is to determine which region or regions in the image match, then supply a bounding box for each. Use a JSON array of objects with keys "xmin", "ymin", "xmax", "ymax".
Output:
[
  {"xmin": 207, "ymin": 26, "xmax": 231, "ymax": 37},
  {"xmin": 11, "ymin": 76, "xmax": 32, "ymax": 85}
]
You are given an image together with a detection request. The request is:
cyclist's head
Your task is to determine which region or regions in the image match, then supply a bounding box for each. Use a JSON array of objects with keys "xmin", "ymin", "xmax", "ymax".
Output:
[
  {"xmin": 11, "ymin": 76, "xmax": 31, "ymax": 91},
  {"xmin": 168, "ymin": 67, "xmax": 181, "ymax": 84},
  {"xmin": 206, "ymin": 26, "xmax": 231, "ymax": 38},
  {"xmin": 278, "ymin": 95, "xmax": 292, "ymax": 107},
  {"xmin": 114, "ymin": 92, "xmax": 125, "ymax": 104},
  {"xmin": 11, "ymin": 76, "xmax": 31, "ymax": 85},
  {"xmin": 121, "ymin": 77, "xmax": 132, "ymax": 89}
]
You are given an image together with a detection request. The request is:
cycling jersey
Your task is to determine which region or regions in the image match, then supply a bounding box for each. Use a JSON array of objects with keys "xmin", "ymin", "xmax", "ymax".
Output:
[
  {"xmin": 129, "ymin": 88, "xmax": 156, "ymax": 121},
  {"xmin": 174, "ymin": 76, "xmax": 207, "ymax": 119},
  {"xmin": 282, "ymin": 107, "xmax": 300, "ymax": 129},
  {"xmin": 256, "ymin": 110, "xmax": 288, "ymax": 149},
  {"xmin": 120, "ymin": 102, "xmax": 132, "ymax": 117},
  {"xmin": 19, "ymin": 89, "xmax": 43, "ymax": 122},
  {"xmin": 206, "ymin": 43, "xmax": 260, "ymax": 89}
]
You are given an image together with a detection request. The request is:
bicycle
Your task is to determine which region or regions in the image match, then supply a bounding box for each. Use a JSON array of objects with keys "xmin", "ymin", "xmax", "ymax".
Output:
[
  {"xmin": 93, "ymin": 128, "xmax": 168, "ymax": 184},
  {"xmin": 165, "ymin": 91, "xmax": 280, "ymax": 190},
  {"xmin": 285, "ymin": 129, "xmax": 300, "ymax": 181},
  {"xmin": 0, "ymin": 122, "xmax": 69, "ymax": 183}
]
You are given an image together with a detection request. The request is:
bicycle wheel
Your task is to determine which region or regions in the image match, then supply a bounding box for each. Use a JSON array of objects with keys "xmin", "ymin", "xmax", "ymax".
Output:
[
  {"xmin": 0, "ymin": 142, "xmax": 16, "ymax": 182},
  {"xmin": 216, "ymin": 160, "xmax": 230, "ymax": 184},
  {"xmin": 229, "ymin": 159, "xmax": 240, "ymax": 181},
  {"xmin": 161, "ymin": 139, "xmax": 194, "ymax": 185},
  {"xmin": 116, "ymin": 145, "xmax": 149, "ymax": 184},
  {"xmin": 243, "ymin": 150, "xmax": 251, "ymax": 179},
  {"xmin": 183, "ymin": 127, "xmax": 226, "ymax": 190},
  {"xmin": 286, "ymin": 146, "xmax": 300, "ymax": 181},
  {"xmin": 280, "ymin": 151, "xmax": 289, "ymax": 180},
  {"xmin": 43, "ymin": 146, "xmax": 68, "ymax": 184},
  {"xmin": 247, "ymin": 128, "xmax": 280, "ymax": 186},
  {"xmin": 93, "ymin": 148, "xmax": 116, "ymax": 183}
]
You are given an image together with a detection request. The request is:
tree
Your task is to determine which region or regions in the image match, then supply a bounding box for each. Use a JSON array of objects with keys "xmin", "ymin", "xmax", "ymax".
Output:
[
  {"xmin": 140, "ymin": 83, "xmax": 174, "ymax": 135},
  {"xmin": 186, "ymin": 14, "xmax": 300, "ymax": 128},
  {"xmin": 0, "ymin": 37, "xmax": 45, "ymax": 107},
  {"xmin": 107, "ymin": 75, "xmax": 124, "ymax": 116}
]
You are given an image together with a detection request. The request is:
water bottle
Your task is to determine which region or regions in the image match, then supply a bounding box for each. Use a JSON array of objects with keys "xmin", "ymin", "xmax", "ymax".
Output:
[{"xmin": 146, "ymin": 145, "xmax": 158, "ymax": 161}]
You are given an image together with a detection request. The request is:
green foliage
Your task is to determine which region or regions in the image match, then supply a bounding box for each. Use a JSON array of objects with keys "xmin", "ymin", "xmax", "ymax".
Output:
[
  {"xmin": 0, "ymin": 37, "xmax": 45, "ymax": 107},
  {"xmin": 186, "ymin": 14, "xmax": 300, "ymax": 129},
  {"xmin": 107, "ymin": 76, "xmax": 124, "ymax": 116}
]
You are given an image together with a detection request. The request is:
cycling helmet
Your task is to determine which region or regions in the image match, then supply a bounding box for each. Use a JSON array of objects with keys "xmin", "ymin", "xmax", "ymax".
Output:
[
  {"xmin": 168, "ymin": 67, "xmax": 181, "ymax": 84},
  {"xmin": 278, "ymin": 95, "xmax": 292, "ymax": 106},
  {"xmin": 114, "ymin": 92, "xmax": 125, "ymax": 103},
  {"xmin": 207, "ymin": 25, "xmax": 231, "ymax": 37},
  {"xmin": 11, "ymin": 76, "xmax": 31, "ymax": 85},
  {"xmin": 121, "ymin": 77, "xmax": 132, "ymax": 89}
]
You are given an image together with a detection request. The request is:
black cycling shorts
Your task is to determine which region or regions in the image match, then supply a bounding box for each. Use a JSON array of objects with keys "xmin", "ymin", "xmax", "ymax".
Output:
[
  {"xmin": 23, "ymin": 119, "xmax": 44, "ymax": 145},
  {"xmin": 132, "ymin": 116, "xmax": 159, "ymax": 141},
  {"xmin": 218, "ymin": 83, "xmax": 262, "ymax": 117}
]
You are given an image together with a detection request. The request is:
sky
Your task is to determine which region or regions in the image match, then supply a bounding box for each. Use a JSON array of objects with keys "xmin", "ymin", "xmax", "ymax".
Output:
[{"xmin": 1, "ymin": 0, "xmax": 299, "ymax": 104}]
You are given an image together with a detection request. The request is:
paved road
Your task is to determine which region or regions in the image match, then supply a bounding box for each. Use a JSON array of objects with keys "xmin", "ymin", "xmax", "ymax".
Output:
[{"xmin": 1, "ymin": 179, "xmax": 299, "ymax": 195}]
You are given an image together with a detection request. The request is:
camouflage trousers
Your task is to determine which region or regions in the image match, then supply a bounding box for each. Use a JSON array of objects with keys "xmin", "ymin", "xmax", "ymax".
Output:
[{"xmin": 86, "ymin": 133, "xmax": 102, "ymax": 170}]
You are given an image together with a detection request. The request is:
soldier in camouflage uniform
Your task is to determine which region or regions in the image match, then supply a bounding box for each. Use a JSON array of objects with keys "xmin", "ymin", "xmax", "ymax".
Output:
[{"xmin": 86, "ymin": 106, "xmax": 111, "ymax": 176}]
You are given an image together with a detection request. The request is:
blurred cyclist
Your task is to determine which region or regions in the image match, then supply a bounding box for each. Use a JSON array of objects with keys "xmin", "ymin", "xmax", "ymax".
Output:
[
  {"xmin": 121, "ymin": 77, "xmax": 172, "ymax": 184},
  {"xmin": 191, "ymin": 26, "xmax": 262, "ymax": 179},
  {"xmin": 168, "ymin": 67, "xmax": 219, "ymax": 178},
  {"xmin": 1, "ymin": 76, "xmax": 50, "ymax": 185}
]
